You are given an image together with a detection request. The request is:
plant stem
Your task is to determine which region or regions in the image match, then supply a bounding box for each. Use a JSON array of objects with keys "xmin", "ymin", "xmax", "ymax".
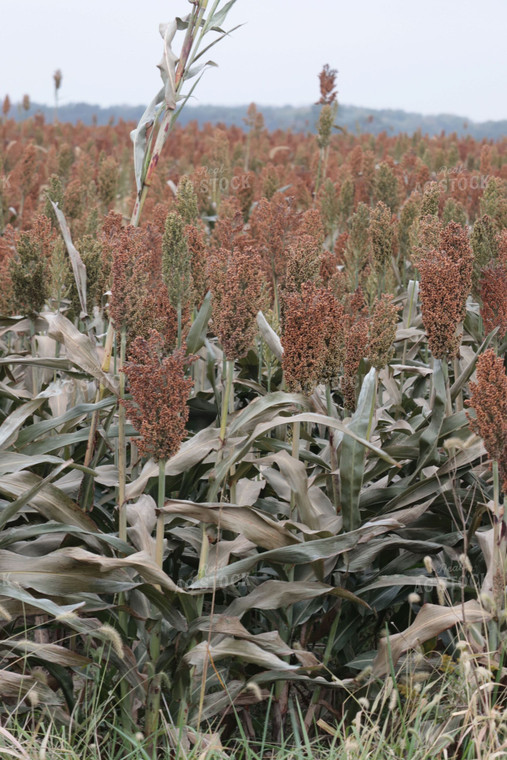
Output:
[
  {"xmin": 290, "ymin": 420, "xmax": 301, "ymax": 514},
  {"xmin": 155, "ymin": 458, "xmax": 166, "ymax": 569},
  {"xmin": 177, "ymin": 302, "xmax": 182, "ymax": 349},
  {"xmin": 219, "ymin": 359, "xmax": 234, "ymax": 448},
  {"xmin": 326, "ymin": 384, "xmax": 340, "ymax": 513},
  {"xmin": 492, "ymin": 460, "xmax": 505, "ymax": 612},
  {"xmin": 145, "ymin": 459, "xmax": 166, "ymax": 756},
  {"xmin": 442, "ymin": 359, "xmax": 453, "ymax": 417},
  {"xmin": 118, "ymin": 326, "xmax": 127, "ymax": 544},
  {"xmin": 453, "ymin": 357, "xmax": 463, "ymax": 411},
  {"xmin": 81, "ymin": 321, "xmax": 115, "ymax": 510}
]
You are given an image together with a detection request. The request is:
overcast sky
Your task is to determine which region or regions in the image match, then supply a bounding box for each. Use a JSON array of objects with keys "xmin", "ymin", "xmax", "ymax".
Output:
[{"xmin": 1, "ymin": 0, "xmax": 506, "ymax": 122}]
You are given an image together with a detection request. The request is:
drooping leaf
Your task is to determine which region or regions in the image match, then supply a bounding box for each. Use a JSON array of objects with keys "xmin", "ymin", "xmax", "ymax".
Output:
[
  {"xmin": 2, "ymin": 639, "xmax": 90, "ymax": 667},
  {"xmin": 50, "ymin": 201, "xmax": 87, "ymax": 318},
  {"xmin": 225, "ymin": 579, "xmax": 368, "ymax": 618},
  {"xmin": 257, "ymin": 310, "xmax": 283, "ymax": 360},
  {"xmin": 130, "ymin": 87, "xmax": 165, "ymax": 194},
  {"xmin": 340, "ymin": 368, "xmax": 377, "ymax": 531},
  {"xmin": 161, "ymin": 499, "xmax": 298, "ymax": 551},
  {"xmin": 372, "ymin": 601, "xmax": 491, "ymax": 676},
  {"xmin": 185, "ymin": 638, "xmax": 300, "ymax": 672},
  {"xmin": 158, "ymin": 20, "xmax": 179, "ymax": 109},
  {"xmin": 43, "ymin": 313, "xmax": 117, "ymax": 394}
]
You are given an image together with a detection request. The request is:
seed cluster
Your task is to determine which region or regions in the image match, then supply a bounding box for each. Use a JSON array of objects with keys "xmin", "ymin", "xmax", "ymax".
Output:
[
  {"xmin": 467, "ymin": 349, "xmax": 507, "ymax": 492},
  {"xmin": 123, "ymin": 330, "xmax": 194, "ymax": 462}
]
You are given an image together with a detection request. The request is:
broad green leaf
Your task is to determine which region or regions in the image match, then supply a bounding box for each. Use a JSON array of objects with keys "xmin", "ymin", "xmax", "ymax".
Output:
[
  {"xmin": 186, "ymin": 291, "xmax": 212, "ymax": 354},
  {"xmin": 0, "ymin": 471, "xmax": 98, "ymax": 531},
  {"xmin": 358, "ymin": 574, "xmax": 461, "ymax": 594},
  {"xmin": 256, "ymin": 450, "xmax": 325, "ymax": 530},
  {"xmin": 0, "ymin": 549, "xmax": 136, "ymax": 595},
  {"xmin": 0, "ymin": 452, "xmax": 66, "ymax": 476},
  {"xmin": 228, "ymin": 391, "xmax": 309, "ymax": 436},
  {"xmin": 340, "ymin": 368, "xmax": 377, "ymax": 531},
  {"xmin": 412, "ymin": 358, "xmax": 446, "ymax": 479},
  {"xmin": 17, "ymin": 396, "xmax": 115, "ymax": 446},
  {"xmin": 225, "ymin": 579, "xmax": 368, "ymax": 618},
  {"xmin": 0, "ymin": 461, "xmax": 71, "ymax": 528},
  {"xmin": 0, "ymin": 580, "xmax": 85, "ymax": 619},
  {"xmin": 205, "ymin": 0, "xmax": 238, "ymax": 32},
  {"xmin": 126, "ymin": 426, "xmax": 220, "ymax": 500},
  {"xmin": 0, "ymin": 398, "xmax": 45, "ymax": 450},
  {"xmin": 211, "ymin": 409, "xmax": 399, "ymax": 501},
  {"xmin": 190, "ymin": 518, "xmax": 399, "ymax": 589}
]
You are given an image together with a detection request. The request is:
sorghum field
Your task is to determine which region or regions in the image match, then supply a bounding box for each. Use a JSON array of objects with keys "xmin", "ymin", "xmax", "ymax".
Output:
[{"xmin": 1, "ymin": 4, "xmax": 507, "ymax": 759}]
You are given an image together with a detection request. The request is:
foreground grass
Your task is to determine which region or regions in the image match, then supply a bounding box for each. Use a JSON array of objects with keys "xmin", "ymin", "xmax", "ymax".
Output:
[{"xmin": 3, "ymin": 663, "xmax": 507, "ymax": 760}]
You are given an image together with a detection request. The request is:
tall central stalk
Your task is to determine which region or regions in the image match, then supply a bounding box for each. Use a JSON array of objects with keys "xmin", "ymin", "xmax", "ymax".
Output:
[
  {"xmin": 290, "ymin": 420, "xmax": 300, "ymax": 514},
  {"xmin": 118, "ymin": 326, "xmax": 127, "ymax": 543},
  {"xmin": 326, "ymin": 383, "xmax": 340, "ymax": 512},
  {"xmin": 145, "ymin": 458, "xmax": 166, "ymax": 756}
]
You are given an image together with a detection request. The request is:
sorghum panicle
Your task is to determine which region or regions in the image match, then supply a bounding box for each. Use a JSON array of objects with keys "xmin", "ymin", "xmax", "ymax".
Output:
[
  {"xmin": 162, "ymin": 211, "xmax": 193, "ymax": 312},
  {"xmin": 208, "ymin": 246, "xmax": 267, "ymax": 360},
  {"xmin": 123, "ymin": 330, "xmax": 194, "ymax": 462},
  {"xmin": 466, "ymin": 349, "xmax": 507, "ymax": 492},
  {"xmin": 370, "ymin": 201, "xmax": 396, "ymax": 273},
  {"xmin": 440, "ymin": 221, "xmax": 473, "ymax": 320},
  {"xmin": 184, "ymin": 223, "xmax": 209, "ymax": 309},
  {"xmin": 418, "ymin": 250, "xmax": 465, "ymax": 359},
  {"xmin": 316, "ymin": 64, "xmax": 338, "ymax": 105},
  {"xmin": 285, "ymin": 234, "xmax": 322, "ymax": 293},
  {"xmin": 175, "ymin": 176, "xmax": 199, "ymax": 225},
  {"xmin": 368, "ymin": 295, "xmax": 400, "ymax": 370},
  {"xmin": 282, "ymin": 282, "xmax": 331, "ymax": 394},
  {"xmin": 480, "ymin": 263, "xmax": 507, "ymax": 338}
]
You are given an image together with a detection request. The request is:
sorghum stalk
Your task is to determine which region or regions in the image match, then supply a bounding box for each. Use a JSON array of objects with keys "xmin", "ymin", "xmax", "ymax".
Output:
[
  {"xmin": 326, "ymin": 383, "xmax": 340, "ymax": 512},
  {"xmin": 155, "ymin": 458, "xmax": 166, "ymax": 569},
  {"xmin": 117, "ymin": 326, "xmax": 127, "ymax": 543},
  {"xmin": 441, "ymin": 359, "xmax": 453, "ymax": 417},
  {"xmin": 81, "ymin": 323, "xmax": 115, "ymax": 509},
  {"xmin": 130, "ymin": 1, "xmax": 210, "ymax": 227},
  {"xmin": 145, "ymin": 458, "xmax": 166, "ymax": 754},
  {"xmin": 219, "ymin": 359, "xmax": 234, "ymax": 447},
  {"xmin": 492, "ymin": 460, "xmax": 506, "ymax": 612},
  {"xmin": 289, "ymin": 421, "xmax": 301, "ymax": 514},
  {"xmin": 454, "ymin": 357, "xmax": 463, "ymax": 412}
]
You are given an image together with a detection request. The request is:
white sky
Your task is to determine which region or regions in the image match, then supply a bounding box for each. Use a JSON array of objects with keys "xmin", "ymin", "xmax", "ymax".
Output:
[{"xmin": 1, "ymin": 0, "xmax": 506, "ymax": 122}]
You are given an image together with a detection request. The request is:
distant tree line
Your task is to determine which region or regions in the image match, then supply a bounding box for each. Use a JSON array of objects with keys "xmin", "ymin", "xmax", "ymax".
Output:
[{"xmin": 5, "ymin": 99, "xmax": 507, "ymax": 139}]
